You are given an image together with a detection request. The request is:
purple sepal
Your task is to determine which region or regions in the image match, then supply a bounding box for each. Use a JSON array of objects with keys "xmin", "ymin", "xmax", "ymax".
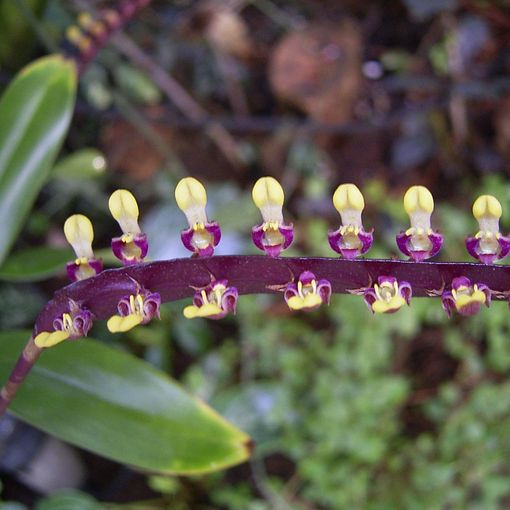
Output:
[
  {"xmin": 252, "ymin": 223, "xmax": 294, "ymax": 257},
  {"xmin": 66, "ymin": 258, "xmax": 103, "ymax": 282},
  {"xmin": 328, "ymin": 228, "xmax": 373, "ymax": 259},
  {"xmin": 192, "ymin": 279, "xmax": 238, "ymax": 319},
  {"xmin": 181, "ymin": 222, "xmax": 221, "ymax": 257},
  {"xmin": 396, "ymin": 231, "xmax": 443, "ymax": 262},
  {"xmin": 363, "ymin": 287, "xmax": 378, "ymax": 312},
  {"xmin": 441, "ymin": 277, "xmax": 491, "ymax": 317},
  {"xmin": 111, "ymin": 233, "xmax": 148, "ymax": 265},
  {"xmin": 117, "ymin": 289, "xmax": 161, "ymax": 324},
  {"xmin": 53, "ymin": 300, "xmax": 94, "ymax": 339},
  {"xmin": 465, "ymin": 235, "xmax": 510, "ymax": 264}
]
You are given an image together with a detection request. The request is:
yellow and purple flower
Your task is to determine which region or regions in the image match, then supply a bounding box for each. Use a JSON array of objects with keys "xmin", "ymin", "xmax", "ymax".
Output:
[
  {"xmin": 396, "ymin": 185, "xmax": 443, "ymax": 262},
  {"xmin": 34, "ymin": 300, "xmax": 94, "ymax": 349},
  {"xmin": 183, "ymin": 280, "xmax": 238, "ymax": 319},
  {"xmin": 64, "ymin": 214, "xmax": 103, "ymax": 282},
  {"xmin": 363, "ymin": 276, "xmax": 412, "ymax": 314},
  {"xmin": 175, "ymin": 177, "xmax": 221, "ymax": 257},
  {"xmin": 251, "ymin": 177, "xmax": 293, "ymax": 257},
  {"xmin": 441, "ymin": 276, "xmax": 491, "ymax": 317},
  {"xmin": 107, "ymin": 288, "xmax": 161, "ymax": 333},
  {"xmin": 465, "ymin": 194, "xmax": 510, "ymax": 264},
  {"xmin": 328, "ymin": 183, "xmax": 373, "ymax": 259},
  {"xmin": 109, "ymin": 189, "xmax": 148, "ymax": 265},
  {"xmin": 284, "ymin": 271, "xmax": 331, "ymax": 311}
]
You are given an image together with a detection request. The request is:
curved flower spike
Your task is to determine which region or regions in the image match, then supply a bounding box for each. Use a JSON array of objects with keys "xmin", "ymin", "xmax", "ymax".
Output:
[
  {"xmin": 34, "ymin": 300, "xmax": 93, "ymax": 349},
  {"xmin": 109, "ymin": 189, "xmax": 149, "ymax": 265},
  {"xmin": 328, "ymin": 184, "xmax": 373, "ymax": 259},
  {"xmin": 396, "ymin": 186, "xmax": 443, "ymax": 262},
  {"xmin": 442, "ymin": 277, "xmax": 491, "ymax": 317},
  {"xmin": 466, "ymin": 195, "xmax": 510, "ymax": 264},
  {"xmin": 252, "ymin": 177, "xmax": 294, "ymax": 257},
  {"xmin": 183, "ymin": 280, "xmax": 238, "ymax": 320},
  {"xmin": 64, "ymin": 214, "xmax": 103, "ymax": 282},
  {"xmin": 107, "ymin": 289, "xmax": 161, "ymax": 333},
  {"xmin": 175, "ymin": 177, "xmax": 221, "ymax": 257},
  {"xmin": 284, "ymin": 271, "xmax": 331, "ymax": 311},
  {"xmin": 363, "ymin": 276, "xmax": 412, "ymax": 314}
]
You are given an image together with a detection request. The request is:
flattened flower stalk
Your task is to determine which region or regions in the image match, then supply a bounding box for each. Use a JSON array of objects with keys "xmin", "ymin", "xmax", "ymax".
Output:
[
  {"xmin": 251, "ymin": 177, "xmax": 293, "ymax": 257},
  {"xmin": 64, "ymin": 214, "xmax": 103, "ymax": 281},
  {"xmin": 107, "ymin": 287, "xmax": 161, "ymax": 333},
  {"xmin": 442, "ymin": 277, "xmax": 491, "ymax": 317},
  {"xmin": 175, "ymin": 177, "xmax": 221, "ymax": 257},
  {"xmin": 363, "ymin": 276, "xmax": 412, "ymax": 314},
  {"xmin": 109, "ymin": 189, "xmax": 149, "ymax": 265},
  {"xmin": 466, "ymin": 194, "xmax": 510, "ymax": 264},
  {"xmin": 396, "ymin": 186, "xmax": 443, "ymax": 262},
  {"xmin": 328, "ymin": 184, "xmax": 373, "ymax": 259},
  {"xmin": 284, "ymin": 271, "xmax": 331, "ymax": 311},
  {"xmin": 183, "ymin": 280, "xmax": 238, "ymax": 319}
]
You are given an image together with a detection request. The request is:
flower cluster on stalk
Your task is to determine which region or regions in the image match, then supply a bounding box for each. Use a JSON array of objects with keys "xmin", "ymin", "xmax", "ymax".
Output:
[{"xmin": 32, "ymin": 176, "xmax": 510, "ymax": 349}]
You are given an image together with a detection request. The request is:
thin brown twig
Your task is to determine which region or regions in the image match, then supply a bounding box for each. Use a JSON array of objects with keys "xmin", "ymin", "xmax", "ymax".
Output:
[{"xmin": 111, "ymin": 32, "xmax": 245, "ymax": 168}]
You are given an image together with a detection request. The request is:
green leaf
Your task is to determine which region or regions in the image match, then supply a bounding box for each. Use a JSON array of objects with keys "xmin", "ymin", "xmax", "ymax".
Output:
[
  {"xmin": 36, "ymin": 491, "xmax": 104, "ymax": 510},
  {"xmin": 0, "ymin": 246, "xmax": 72, "ymax": 282},
  {"xmin": 52, "ymin": 149, "xmax": 107, "ymax": 180},
  {"xmin": 0, "ymin": 55, "xmax": 77, "ymax": 264},
  {"xmin": 0, "ymin": 331, "xmax": 251, "ymax": 474}
]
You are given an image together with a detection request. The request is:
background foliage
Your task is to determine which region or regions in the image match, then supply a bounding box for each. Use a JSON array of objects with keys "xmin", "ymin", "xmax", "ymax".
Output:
[{"xmin": 2, "ymin": 0, "xmax": 510, "ymax": 508}]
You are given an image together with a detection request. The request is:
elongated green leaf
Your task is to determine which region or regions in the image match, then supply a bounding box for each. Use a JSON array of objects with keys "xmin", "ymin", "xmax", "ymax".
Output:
[
  {"xmin": 0, "ymin": 332, "xmax": 251, "ymax": 474},
  {"xmin": 0, "ymin": 55, "xmax": 76, "ymax": 264},
  {"xmin": 0, "ymin": 246, "xmax": 72, "ymax": 282},
  {"xmin": 52, "ymin": 149, "xmax": 107, "ymax": 180}
]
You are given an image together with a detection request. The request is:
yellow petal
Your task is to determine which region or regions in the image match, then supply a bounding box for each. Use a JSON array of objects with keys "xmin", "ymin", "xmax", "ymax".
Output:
[
  {"xmin": 183, "ymin": 305, "xmax": 201, "ymax": 319},
  {"xmin": 455, "ymin": 291, "xmax": 486, "ymax": 310},
  {"xmin": 333, "ymin": 183, "xmax": 364, "ymax": 213},
  {"xmin": 472, "ymin": 195, "xmax": 502, "ymax": 220},
  {"xmin": 34, "ymin": 330, "xmax": 70, "ymax": 348},
  {"xmin": 107, "ymin": 314, "xmax": 143, "ymax": 333},
  {"xmin": 252, "ymin": 177, "xmax": 284, "ymax": 209},
  {"xmin": 287, "ymin": 296, "xmax": 305, "ymax": 310},
  {"xmin": 403, "ymin": 186, "xmax": 434, "ymax": 215},
  {"xmin": 303, "ymin": 293, "xmax": 322, "ymax": 309},
  {"xmin": 197, "ymin": 303, "xmax": 223, "ymax": 317},
  {"xmin": 175, "ymin": 177, "xmax": 208, "ymax": 212},
  {"xmin": 372, "ymin": 296, "xmax": 406, "ymax": 314}
]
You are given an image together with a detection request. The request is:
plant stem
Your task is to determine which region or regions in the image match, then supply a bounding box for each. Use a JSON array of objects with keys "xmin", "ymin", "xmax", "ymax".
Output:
[{"xmin": 0, "ymin": 336, "xmax": 41, "ymax": 416}]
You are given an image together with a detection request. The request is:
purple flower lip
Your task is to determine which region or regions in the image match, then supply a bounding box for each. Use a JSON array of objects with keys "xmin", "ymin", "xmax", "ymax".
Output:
[
  {"xmin": 183, "ymin": 279, "xmax": 238, "ymax": 319},
  {"xmin": 181, "ymin": 222, "xmax": 221, "ymax": 257},
  {"xmin": 441, "ymin": 276, "xmax": 491, "ymax": 317},
  {"xmin": 328, "ymin": 228, "xmax": 373, "ymax": 259},
  {"xmin": 284, "ymin": 271, "xmax": 331, "ymax": 311},
  {"xmin": 111, "ymin": 233, "xmax": 148, "ymax": 265},
  {"xmin": 465, "ymin": 235, "xmax": 510, "ymax": 264},
  {"xmin": 252, "ymin": 222, "xmax": 294, "ymax": 257},
  {"xmin": 363, "ymin": 275, "xmax": 412, "ymax": 314},
  {"xmin": 66, "ymin": 257, "xmax": 103, "ymax": 282},
  {"xmin": 396, "ymin": 230, "xmax": 443, "ymax": 262}
]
